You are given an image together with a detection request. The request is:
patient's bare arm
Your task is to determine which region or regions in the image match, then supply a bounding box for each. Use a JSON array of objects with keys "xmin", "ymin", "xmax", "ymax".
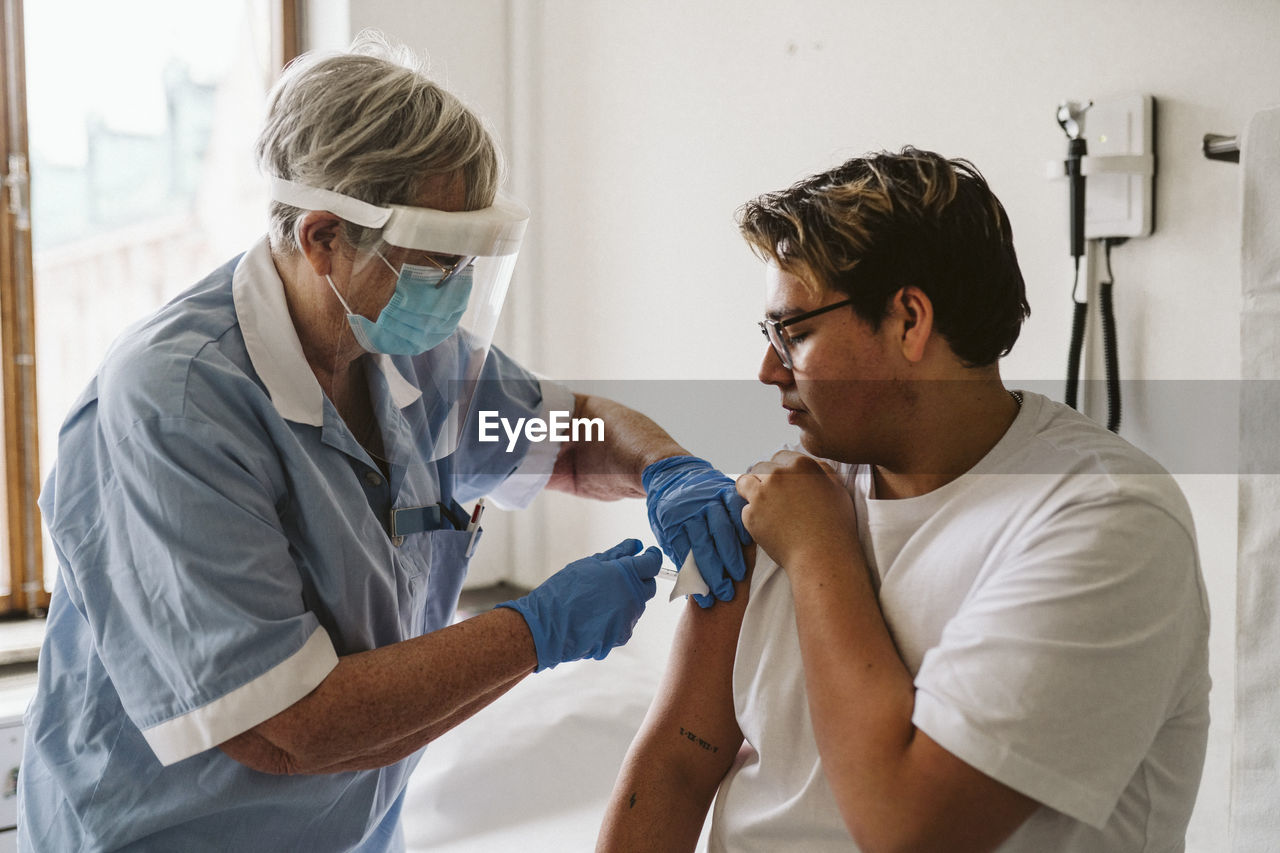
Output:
[{"xmin": 596, "ymin": 548, "xmax": 754, "ymax": 852}]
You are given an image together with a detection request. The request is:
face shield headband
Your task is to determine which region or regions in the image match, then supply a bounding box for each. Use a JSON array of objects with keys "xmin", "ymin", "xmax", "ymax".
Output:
[{"xmin": 269, "ymin": 176, "xmax": 528, "ymax": 257}]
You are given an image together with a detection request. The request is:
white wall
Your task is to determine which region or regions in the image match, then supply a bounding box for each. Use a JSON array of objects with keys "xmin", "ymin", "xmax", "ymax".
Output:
[{"xmin": 326, "ymin": 1, "xmax": 1280, "ymax": 847}]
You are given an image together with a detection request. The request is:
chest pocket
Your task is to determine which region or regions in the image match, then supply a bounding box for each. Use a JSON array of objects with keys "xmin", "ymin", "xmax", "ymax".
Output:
[
  {"xmin": 389, "ymin": 499, "xmax": 482, "ymax": 635},
  {"xmin": 421, "ymin": 527, "xmax": 483, "ymax": 633}
]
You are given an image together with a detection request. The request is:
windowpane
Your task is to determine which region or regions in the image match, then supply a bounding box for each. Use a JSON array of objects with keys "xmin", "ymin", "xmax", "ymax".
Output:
[{"xmin": 25, "ymin": 0, "xmax": 276, "ymax": 592}]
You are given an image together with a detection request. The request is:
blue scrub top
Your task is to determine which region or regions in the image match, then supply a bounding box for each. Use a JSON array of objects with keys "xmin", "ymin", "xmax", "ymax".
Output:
[{"xmin": 18, "ymin": 238, "xmax": 572, "ymax": 852}]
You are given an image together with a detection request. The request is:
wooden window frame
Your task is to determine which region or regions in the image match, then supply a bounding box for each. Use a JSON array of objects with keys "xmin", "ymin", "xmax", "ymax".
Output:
[{"xmin": 0, "ymin": 0, "xmax": 300, "ymax": 616}]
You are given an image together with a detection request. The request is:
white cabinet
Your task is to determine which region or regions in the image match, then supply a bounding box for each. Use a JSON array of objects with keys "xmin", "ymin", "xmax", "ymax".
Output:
[
  {"xmin": 0, "ymin": 666, "xmax": 38, "ymax": 843},
  {"xmin": 0, "ymin": 712, "xmax": 22, "ymax": 831}
]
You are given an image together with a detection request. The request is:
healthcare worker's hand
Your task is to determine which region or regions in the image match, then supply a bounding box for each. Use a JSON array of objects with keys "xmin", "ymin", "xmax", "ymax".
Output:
[
  {"xmin": 643, "ymin": 455, "xmax": 751, "ymax": 608},
  {"xmin": 498, "ymin": 539, "xmax": 662, "ymax": 672}
]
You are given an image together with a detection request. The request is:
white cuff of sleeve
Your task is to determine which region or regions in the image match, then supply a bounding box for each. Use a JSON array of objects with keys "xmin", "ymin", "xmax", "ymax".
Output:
[
  {"xmin": 485, "ymin": 380, "xmax": 576, "ymax": 510},
  {"xmin": 141, "ymin": 627, "xmax": 338, "ymax": 766}
]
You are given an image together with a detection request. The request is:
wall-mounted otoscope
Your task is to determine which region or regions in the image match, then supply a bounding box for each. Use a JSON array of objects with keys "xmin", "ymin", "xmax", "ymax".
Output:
[
  {"xmin": 1049, "ymin": 95, "xmax": 1154, "ymax": 432},
  {"xmin": 1057, "ymin": 100, "xmax": 1092, "ymax": 264},
  {"xmin": 1058, "ymin": 100, "xmax": 1093, "ymax": 414}
]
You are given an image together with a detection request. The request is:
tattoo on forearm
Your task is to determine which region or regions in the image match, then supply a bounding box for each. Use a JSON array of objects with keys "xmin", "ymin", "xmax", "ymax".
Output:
[
  {"xmin": 629, "ymin": 792, "xmax": 637, "ymax": 809},
  {"xmin": 678, "ymin": 726, "xmax": 719, "ymax": 753}
]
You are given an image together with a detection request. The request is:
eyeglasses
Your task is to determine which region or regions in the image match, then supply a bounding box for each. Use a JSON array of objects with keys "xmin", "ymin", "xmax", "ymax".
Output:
[
  {"xmin": 758, "ymin": 298, "xmax": 853, "ymax": 370},
  {"xmin": 377, "ymin": 249, "xmax": 476, "ymax": 287},
  {"xmin": 418, "ymin": 252, "xmax": 477, "ymax": 287}
]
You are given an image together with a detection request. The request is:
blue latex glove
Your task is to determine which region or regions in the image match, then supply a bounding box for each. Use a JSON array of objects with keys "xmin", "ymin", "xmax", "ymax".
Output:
[
  {"xmin": 643, "ymin": 455, "xmax": 750, "ymax": 608},
  {"xmin": 497, "ymin": 539, "xmax": 661, "ymax": 671}
]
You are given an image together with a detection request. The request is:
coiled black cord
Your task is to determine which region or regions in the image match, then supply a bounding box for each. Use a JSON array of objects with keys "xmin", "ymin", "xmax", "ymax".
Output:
[
  {"xmin": 1065, "ymin": 257, "xmax": 1086, "ymax": 411},
  {"xmin": 1099, "ymin": 240, "xmax": 1121, "ymax": 432},
  {"xmin": 1064, "ymin": 242, "xmax": 1123, "ymax": 432}
]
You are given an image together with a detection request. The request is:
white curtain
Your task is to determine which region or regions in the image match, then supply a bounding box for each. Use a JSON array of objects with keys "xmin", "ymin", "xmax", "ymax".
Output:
[{"xmin": 1233, "ymin": 104, "xmax": 1280, "ymax": 852}]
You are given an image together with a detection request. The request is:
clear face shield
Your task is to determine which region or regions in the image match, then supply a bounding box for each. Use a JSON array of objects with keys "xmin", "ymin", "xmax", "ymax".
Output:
[{"xmin": 270, "ymin": 177, "xmax": 529, "ymax": 462}]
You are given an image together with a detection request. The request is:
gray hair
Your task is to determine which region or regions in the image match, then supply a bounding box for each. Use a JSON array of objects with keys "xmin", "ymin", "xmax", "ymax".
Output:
[{"xmin": 257, "ymin": 29, "xmax": 502, "ymax": 253}]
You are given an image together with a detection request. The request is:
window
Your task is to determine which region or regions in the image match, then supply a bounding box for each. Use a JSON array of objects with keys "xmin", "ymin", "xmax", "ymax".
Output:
[{"xmin": 0, "ymin": 0, "xmax": 298, "ymax": 614}]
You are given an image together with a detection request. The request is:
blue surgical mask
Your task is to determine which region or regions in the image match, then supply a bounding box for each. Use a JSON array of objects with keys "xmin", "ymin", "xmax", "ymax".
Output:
[{"xmin": 326, "ymin": 255, "xmax": 474, "ymax": 355}]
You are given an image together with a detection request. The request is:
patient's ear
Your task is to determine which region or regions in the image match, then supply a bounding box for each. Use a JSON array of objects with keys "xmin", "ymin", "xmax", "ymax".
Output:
[{"xmin": 894, "ymin": 286, "xmax": 935, "ymax": 363}]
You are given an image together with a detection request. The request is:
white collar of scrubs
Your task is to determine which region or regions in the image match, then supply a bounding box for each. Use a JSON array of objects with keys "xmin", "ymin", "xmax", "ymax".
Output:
[{"xmin": 232, "ymin": 237, "xmax": 422, "ymax": 427}]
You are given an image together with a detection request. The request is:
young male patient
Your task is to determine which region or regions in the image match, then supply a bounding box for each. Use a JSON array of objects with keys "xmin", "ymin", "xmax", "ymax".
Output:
[{"xmin": 599, "ymin": 148, "xmax": 1210, "ymax": 853}]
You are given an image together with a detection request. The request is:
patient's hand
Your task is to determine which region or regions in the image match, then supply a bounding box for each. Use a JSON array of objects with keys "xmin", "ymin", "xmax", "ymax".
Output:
[{"xmin": 735, "ymin": 450, "xmax": 858, "ymax": 572}]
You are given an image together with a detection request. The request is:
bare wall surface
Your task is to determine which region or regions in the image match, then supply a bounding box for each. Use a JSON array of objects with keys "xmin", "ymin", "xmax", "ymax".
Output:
[{"xmin": 331, "ymin": 1, "xmax": 1280, "ymax": 847}]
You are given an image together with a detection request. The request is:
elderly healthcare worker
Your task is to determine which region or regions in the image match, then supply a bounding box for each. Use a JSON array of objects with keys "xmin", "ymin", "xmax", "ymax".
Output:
[{"xmin": 17, "ymin": 33, "xmax": 748, "ymax": 853}]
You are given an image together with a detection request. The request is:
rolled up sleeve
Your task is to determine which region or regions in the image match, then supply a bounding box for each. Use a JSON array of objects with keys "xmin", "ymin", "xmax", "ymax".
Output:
[{"xmin": 452, "ymin": 345, "xmax": 576, "ymax": 510}]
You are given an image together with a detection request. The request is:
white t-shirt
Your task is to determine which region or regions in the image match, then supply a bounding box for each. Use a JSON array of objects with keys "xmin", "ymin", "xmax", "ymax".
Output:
[{"xmin": 709, "ymin": 392, "xmax": 1211, "ymax": 853}]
